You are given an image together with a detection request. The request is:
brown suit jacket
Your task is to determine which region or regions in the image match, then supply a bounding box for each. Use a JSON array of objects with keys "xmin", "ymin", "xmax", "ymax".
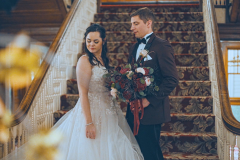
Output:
[{"xmin": 126, "ymin": 33, "xmax": 179, "ymax": 125}]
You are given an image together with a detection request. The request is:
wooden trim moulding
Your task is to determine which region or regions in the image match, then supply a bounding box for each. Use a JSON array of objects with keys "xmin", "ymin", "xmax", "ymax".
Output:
[
  {"xmin": 100, "ymin": 3, "xmax": 199, "ymax": 7},
  {"xmin": 230, "ymin": 0, "xmax": 240, "ymax": 22},
  {"xmin": 55, "ymin": 0, "xmax": 67, "ymax": 17},
  {"xmin": 218, "ymin": 24, "xmax": 240, "ymax": 41}
]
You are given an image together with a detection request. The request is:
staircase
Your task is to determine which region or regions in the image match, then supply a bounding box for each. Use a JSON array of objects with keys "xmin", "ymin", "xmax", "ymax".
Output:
[
  {"xmin": 0, "ymin": 0, "xmax": 68, "ymax": 47},
  {"xmin": 54, "ymin": 2, "xmax": 219, "ymax": 160}
]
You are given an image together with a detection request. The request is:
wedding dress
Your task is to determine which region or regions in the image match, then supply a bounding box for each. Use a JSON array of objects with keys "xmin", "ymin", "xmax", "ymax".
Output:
[{"xmin": 1, "ymin": 63, "xmax": 144, "ymax": 160}]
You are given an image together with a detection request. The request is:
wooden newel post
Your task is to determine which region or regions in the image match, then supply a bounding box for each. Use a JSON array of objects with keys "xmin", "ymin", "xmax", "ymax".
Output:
[{"xmin": 97, "ymin": 0, "xmax": 101, "ymax": 13}]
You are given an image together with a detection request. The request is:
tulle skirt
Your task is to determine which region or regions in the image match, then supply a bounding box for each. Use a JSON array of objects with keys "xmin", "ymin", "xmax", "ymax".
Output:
[{"xmin": 1, "ymin": 97, "xmax": 144, "ymax": 160}]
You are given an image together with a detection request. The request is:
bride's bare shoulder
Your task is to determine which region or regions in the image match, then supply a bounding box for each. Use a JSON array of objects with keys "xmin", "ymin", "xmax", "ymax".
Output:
[{"xmin": 77, "ymin": 54, "xmax": 91, "ymax": 69}]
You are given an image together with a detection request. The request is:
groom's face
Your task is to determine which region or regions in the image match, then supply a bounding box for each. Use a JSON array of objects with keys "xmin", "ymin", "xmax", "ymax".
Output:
[{"xmin": 131, "ymin": 15, "xmax": 151, "ymax": 39}]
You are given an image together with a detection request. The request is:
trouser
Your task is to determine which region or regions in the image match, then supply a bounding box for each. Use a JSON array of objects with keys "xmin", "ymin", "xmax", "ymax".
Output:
[{"xmin": 127, "ymin": 120, "xmax": 164, "ymax": 160}]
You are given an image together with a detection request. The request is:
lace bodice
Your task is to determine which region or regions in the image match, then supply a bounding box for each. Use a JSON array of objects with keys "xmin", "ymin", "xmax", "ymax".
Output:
[{"xmin": 88, "ymin": 65, "xmax": 108, "ymax": 94}]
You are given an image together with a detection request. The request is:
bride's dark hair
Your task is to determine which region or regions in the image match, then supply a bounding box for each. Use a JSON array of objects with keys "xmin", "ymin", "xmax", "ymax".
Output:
[{"xmin": 84, "ymin": 23, "xmax": 110, "ymax": 69}]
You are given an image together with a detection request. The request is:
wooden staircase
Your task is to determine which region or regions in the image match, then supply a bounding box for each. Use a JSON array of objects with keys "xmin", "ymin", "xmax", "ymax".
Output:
[{"xmin": 0, "ymin": 0, "xmax": 67, "ymax": 45}]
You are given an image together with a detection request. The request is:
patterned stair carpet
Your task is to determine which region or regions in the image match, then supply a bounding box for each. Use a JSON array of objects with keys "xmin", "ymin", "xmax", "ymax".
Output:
[{"xmin": 54, "ymin": 3, "xmax": 219, "ymax": 160}]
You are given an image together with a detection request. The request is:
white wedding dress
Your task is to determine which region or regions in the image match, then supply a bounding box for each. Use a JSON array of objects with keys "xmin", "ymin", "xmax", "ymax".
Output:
[{"xmin": 1, "ymin": 64, "xmax": 144, "ymax": 160}]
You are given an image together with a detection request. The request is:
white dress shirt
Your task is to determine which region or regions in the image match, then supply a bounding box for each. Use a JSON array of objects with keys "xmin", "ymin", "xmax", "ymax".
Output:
[{"xmin": 136, "ymin": 32, "xmax": 153, "ymax": 61}]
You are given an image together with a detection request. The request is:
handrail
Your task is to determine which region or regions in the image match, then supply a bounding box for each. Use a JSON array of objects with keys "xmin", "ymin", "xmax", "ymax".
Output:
[
  {"xmin": 11, "ymin": 0, "xmax": 83, "ymax": 127},
  {"xmin": 207, "ymin": 0, "xmax": 240, "ymax": 134}
]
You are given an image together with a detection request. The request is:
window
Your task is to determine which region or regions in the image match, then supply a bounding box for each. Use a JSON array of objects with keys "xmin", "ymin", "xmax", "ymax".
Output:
[{"xmin": 226, "ymin": 49, "xmax": 240, "ymax": 105}]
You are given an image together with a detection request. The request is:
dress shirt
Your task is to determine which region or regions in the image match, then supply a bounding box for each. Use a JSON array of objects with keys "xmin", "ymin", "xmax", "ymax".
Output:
[{"xmin": 136, "ymin": 32, "xmax": 153, "ymax": 61}]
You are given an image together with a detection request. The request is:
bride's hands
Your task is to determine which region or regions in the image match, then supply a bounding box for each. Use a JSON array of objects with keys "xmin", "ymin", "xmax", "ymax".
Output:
[{"xmin": 86, "ymin": 123, "xmax": 96, "ymax": 139}]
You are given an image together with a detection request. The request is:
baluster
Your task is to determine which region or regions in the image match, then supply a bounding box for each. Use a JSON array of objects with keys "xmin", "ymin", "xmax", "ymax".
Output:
[
  {"xmin": 11, "ymin": 127, "xmax": 17, "ymax": 152},
  {"xmin": 226, "ymin": 130, "xmax": 231, "ymax": 159},
  {"xmin": 230, "ymin": 145, "xmax": 232, "ymax": 160},
  {"xmin": 22, "ymin": 130, "xmax": 25, "ymax": 144},
  {"xmin": 234, "ymin": 144, "xmax": 239, "ymax": 160},
  {"xmin": 45, "ymin": 115, "xmax": 48, "ymax": 129},
  {"xmin": 17, "ymin": 124, "xmax": 22, "ymax": 147},
  {"xmin": 236, "ymin": 136, "xmax": 240, "ymax": 160},
  {"xmin": 230, "ymin": 132, "xmax": 236, "ymax": 160},
  {"xmin": 3, "ymin": 130, "xmax": 9, "ymax": 157}
]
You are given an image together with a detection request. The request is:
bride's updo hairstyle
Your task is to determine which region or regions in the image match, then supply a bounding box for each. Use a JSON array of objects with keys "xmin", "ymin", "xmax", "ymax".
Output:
[{"xmin": 84, "ymin": 23, "xmax": 110, "ymax": 69}]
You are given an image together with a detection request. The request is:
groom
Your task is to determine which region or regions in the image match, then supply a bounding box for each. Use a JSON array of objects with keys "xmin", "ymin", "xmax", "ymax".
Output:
[{"xmin": 126, "ymin": 7, "xmax": 179, "ymax": 160}]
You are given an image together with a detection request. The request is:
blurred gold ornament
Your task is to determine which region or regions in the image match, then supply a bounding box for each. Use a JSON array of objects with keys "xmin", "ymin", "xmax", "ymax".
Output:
[
  {"xmin": 0, "ymin": 98, "xmax": 13, "ymax": 142},
  {"xmin": 26, "ymin": 129, "xmax": 63, "ymax": 160},
  {"xmin": 0, "ymin": 33, "xmax": 42, "ymax": 89}
]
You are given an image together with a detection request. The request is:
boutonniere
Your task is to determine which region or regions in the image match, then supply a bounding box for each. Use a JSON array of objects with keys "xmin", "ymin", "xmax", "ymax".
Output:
[
  {"xmin": 140, "ymin": 49, "xmax": 149, "ymax": 58},
  {"xmin": 139, "ymin": 49, "xmax": 154, "ymax": 62}
]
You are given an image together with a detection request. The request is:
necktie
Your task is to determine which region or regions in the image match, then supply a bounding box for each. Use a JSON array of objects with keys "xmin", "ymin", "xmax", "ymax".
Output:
[{"xmin": 136, "ymin": 34, "xmax": 152, "ymax": 44}]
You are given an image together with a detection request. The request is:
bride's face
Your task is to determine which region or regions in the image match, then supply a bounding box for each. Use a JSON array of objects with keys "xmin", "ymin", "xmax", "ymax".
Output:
[{"xmin": 86, "ymin": 31, "xmax": 103, "ymax": 56}]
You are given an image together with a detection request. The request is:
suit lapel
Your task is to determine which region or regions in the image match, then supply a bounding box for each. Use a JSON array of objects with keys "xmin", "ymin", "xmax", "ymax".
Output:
[
  {"xmin": 129, "ymin": 43, "xmax": 139, "ymax": 63},
  {"xmin": 144, "ymin": 33, "xmax": 155, "ymax": 50}
]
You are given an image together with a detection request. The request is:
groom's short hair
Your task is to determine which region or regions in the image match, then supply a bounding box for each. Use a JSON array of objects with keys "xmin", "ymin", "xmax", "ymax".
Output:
[{"xmin": 130, "ymin": 7, "xmax": 155, "ymax": 28}]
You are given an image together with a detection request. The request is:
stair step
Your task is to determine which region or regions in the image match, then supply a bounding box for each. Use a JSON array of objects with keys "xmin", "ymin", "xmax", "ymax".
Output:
[
  {"xmin": 105, "ymin": 53, "xmax": 208, "ymax": 67},
  {"xmin": 107, "ymin": 54, "xmax": 208, "ymax": 67},
  {"xmin": 162, "ymin": 114, "xmax": 215, "ymax": 133},
  {"xmin": 95, "ymin": 22, "xmax": 204, "ymax": 32},
  {"xmin": 60, "ymin": 94, "xmax": 79, "ymax": 111},
  {"xmin": 170, "ymin": 81, "xmax": 211, "ymax": 96},
  {"xmin": 53, "ymin": 110, "xmax": 68, "ymax": 123},
  {"xmin": 177, "ymin": 67, "xmax": 209, "ymax": 81},
  {"xmin": 160, "ymin": 132, "xmax": 217, "ymax": 154},
  {"xmin": 67, "ymin": 80, "xmax": 211, "ymax": 96},
  {"xmin": 175, "ymin": 54, "xmax": 208, "ymax": 66},
  {"xmin": 163, "ymin": 152, "xmax": 218, "ymax": 160},
  {"xmin": 94, "ymin": 12, "xmax": 203, "ymax": 22},
  {"xmin": 54, "ymin": 110, "xmax": 215, "ymax": 134},
  {"xmin": 85, "ymin": 42, "xmax": 207, "ymax": 54},
  {"xmin": 100, "ymin": 4, "xmax": 201, "ymax": 13},
  {"xmin": 106, "ymin": 31, "xmax": 206, "ymax": 42},
  {"xmin": 120, "ymin": 96, "xmax": 213, "ymax": 114},
  {"xmin": 77, "ymin": 53, "xmax": 207, "ymax": 68},
  {"xmin": 72, "ymin": 65, "xmax": 209, "ymax": 80},
  {"xmin": 59, "ymin": 95, "xmax": 213, "ymax": 114},
  {"xmin": 0, "ymin": 27, "xmax": 59, "ymax": 43},
  {"xmin": 169, "ymin": 96, "xmax": 213, "ymax": 114}
]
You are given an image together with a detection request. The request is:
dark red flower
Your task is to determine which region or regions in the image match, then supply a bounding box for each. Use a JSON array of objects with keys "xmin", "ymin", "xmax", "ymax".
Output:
[
  {"xmin": 136, "ymin": 79, "xmax": 146, "ymax": 92},
  {"xmin": 133, "ymin": 74, "xmax": 138, "ymax": 81},
  {"xmin": 144, "ymin": 68, "xmax": 149, "ymax": 75},
  {"xmin": 116, "ymin": 66, "xmax": 122, "ymax": 72},
  {"xmin": 120, "ymin": 68, "xmax": 130, "ymax": 74},
  {"xmin": 119, "ymin": 81, "xmax": 125, "ymax": 89},
  {"xmin": 115, "ymin": 75, "xmax": 122, "ymax": 81},
  {"xmin": 123, "ymin": 90, "xmax": 132, "ymax": 100}
]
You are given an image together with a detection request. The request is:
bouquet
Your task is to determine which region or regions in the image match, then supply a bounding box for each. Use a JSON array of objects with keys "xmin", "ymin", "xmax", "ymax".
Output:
[{"xmin": 103, "ymin": 50, "xmax": 159, "ymax": 135}]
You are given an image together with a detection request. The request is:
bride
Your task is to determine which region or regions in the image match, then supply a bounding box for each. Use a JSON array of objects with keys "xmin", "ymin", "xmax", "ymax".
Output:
[{"xmin": 1, "ymin": 24, "xmax": 144, "ymax": 160}]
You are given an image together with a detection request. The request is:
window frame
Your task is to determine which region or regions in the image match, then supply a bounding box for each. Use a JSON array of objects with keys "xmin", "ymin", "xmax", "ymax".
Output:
[{"xmin": 222, "ymin": 42, "xmax": 240, "ymax": 105}]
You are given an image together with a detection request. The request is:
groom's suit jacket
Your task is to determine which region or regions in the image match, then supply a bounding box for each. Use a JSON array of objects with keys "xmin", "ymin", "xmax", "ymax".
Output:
[{"xmin": 126, "ymin": 33, "xmax": 179, "ymax": 125}]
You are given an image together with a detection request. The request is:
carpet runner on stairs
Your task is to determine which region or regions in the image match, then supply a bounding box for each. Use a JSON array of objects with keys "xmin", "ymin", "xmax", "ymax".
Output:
[{"xmin": 54, "ymin": 3, "xmax": 219, "ymax": 160}]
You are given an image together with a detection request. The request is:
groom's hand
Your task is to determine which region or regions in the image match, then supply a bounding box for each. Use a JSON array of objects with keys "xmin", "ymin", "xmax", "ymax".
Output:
[{"xmin": 141, "ymin": 98, "xmax": 150, "ymax": 108}]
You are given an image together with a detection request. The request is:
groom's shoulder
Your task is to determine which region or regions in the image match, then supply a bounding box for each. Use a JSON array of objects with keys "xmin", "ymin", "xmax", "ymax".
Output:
[{"xmin": 154, "ymin": 35, "xmax": 170, "ymax": 45}]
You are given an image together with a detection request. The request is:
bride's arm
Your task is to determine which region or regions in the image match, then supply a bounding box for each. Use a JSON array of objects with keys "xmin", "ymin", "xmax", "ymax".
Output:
[{"xmin": 76, "ymin": 55, "xmax": 96, "ymax": 139}]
